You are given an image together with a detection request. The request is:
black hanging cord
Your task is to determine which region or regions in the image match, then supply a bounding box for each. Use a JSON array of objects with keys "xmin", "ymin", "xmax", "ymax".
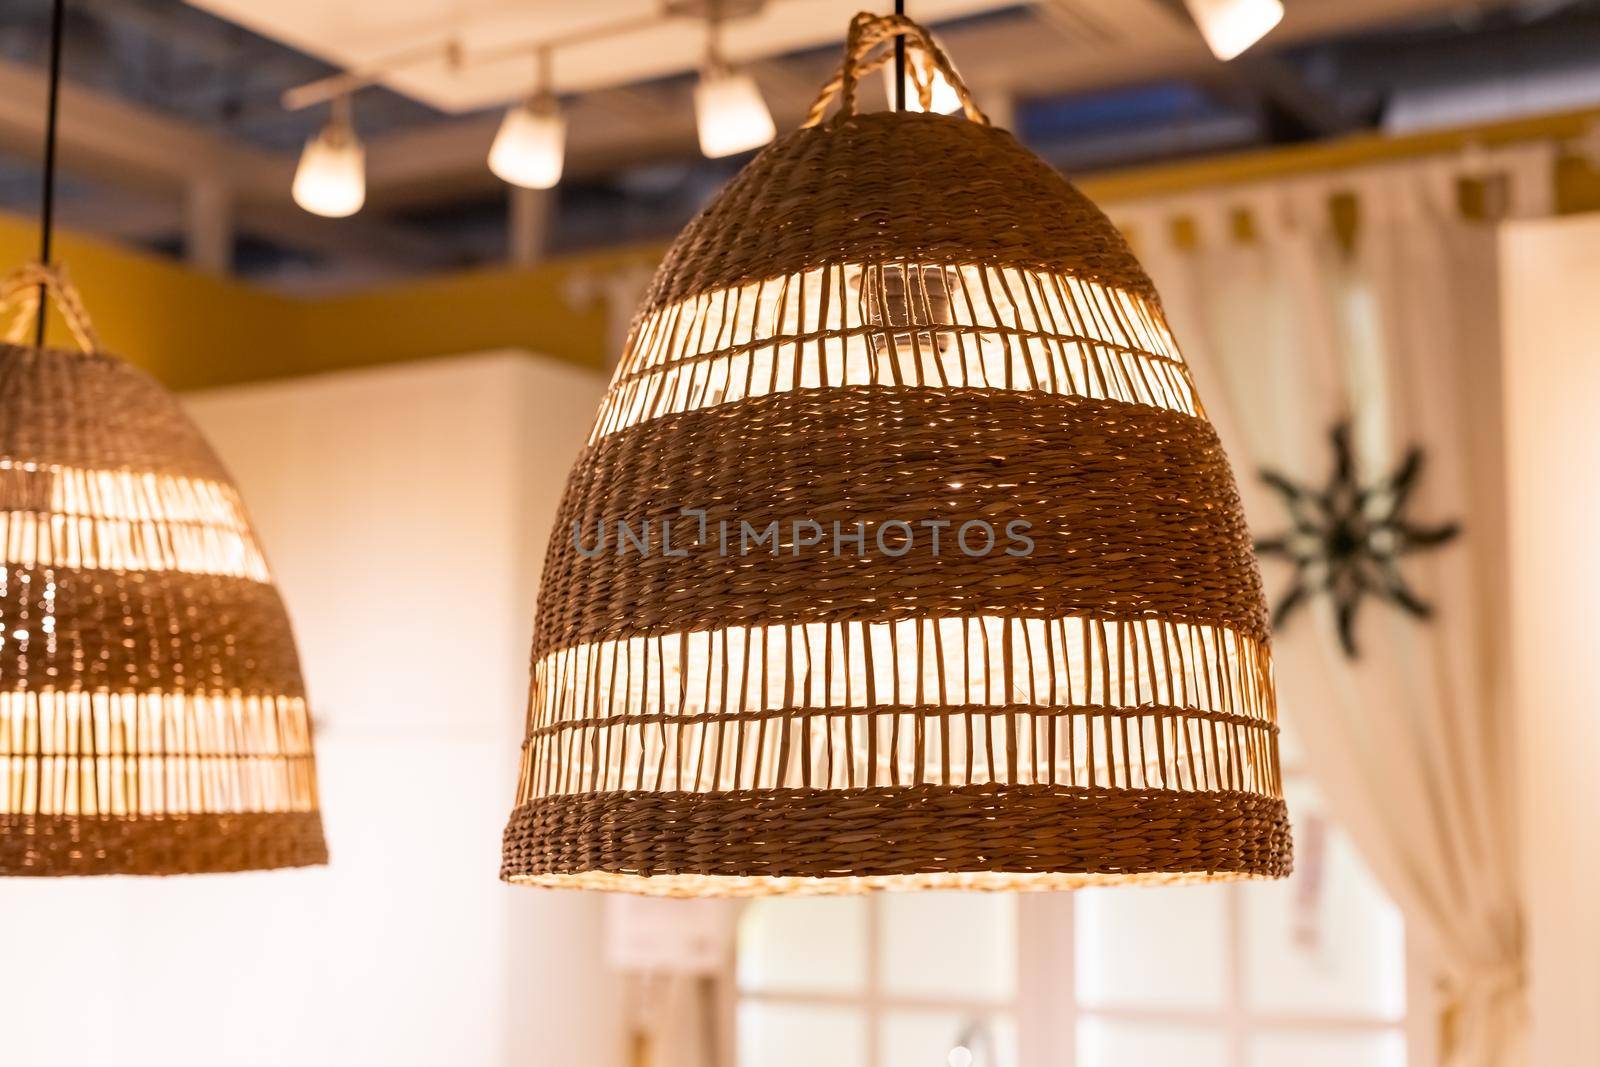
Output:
[
  {"xmin": 35, "ymin": 0, "xmax": 66, "ymax": 348},
  {"xmin": 894, "ymin": 0, "xmax": 906, "ymax": 111}
]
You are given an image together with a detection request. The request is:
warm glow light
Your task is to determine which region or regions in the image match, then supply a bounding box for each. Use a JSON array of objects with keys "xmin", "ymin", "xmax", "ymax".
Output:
[
  {"xmin": 884, "ymin": 47, "xmax": 963, "ymax": 114},
  {"xmin": 694, "ymin": 67, "xmax": 776, "ymax": 159},
  {"xmin": 501, "ymin": 7, "xmax": 1289, "ymax": 899},
  {"xmin": 1183, "ymin": 0, "xmax": 1284, "ymax": 61},
  {"xmin": 489, "ymin": 95, "xmax": 567, "ymax": 189},
  {"xmin": 0, "ymin": 462, "xmax": 268, "ymax": 577},
  {"xmin": 948, "ymin": 1047, "xmax": 974, "ymax": 1067},
  {"xmin": 1, "ymin": 334, "xmax": 329, "ymax": 873},
  {"xmin": 0, "ymin": 691, "xmax": 318, "ymax": 817},
  {"xmin": 595, "ymin": 263, "xmax": 1193, "ymax": 441},
  {"xmin": 524, "ymin": 615, "xmax": 1274, "ymax": 796},
  {"xmin": 292, "ymin": 110, "xmax": 365, "ymax": 217}
]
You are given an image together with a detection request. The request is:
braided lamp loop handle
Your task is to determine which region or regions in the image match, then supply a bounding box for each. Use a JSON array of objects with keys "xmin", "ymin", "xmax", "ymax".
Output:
[
  {"xmin": 803, "ymin": 12, "xmax": 989, "ymax": 129},
  {"xmin": 0, "ymin": 262, "xmax": 101, "ymax": 352}
]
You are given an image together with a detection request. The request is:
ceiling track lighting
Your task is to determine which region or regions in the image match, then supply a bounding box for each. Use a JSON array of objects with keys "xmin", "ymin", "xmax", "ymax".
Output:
[
  {"xmin": 693, "ymin": 2, "xmax": 776, "ymax": 159},
  {"xmin": 275, "ymin": 0, "xmax": 1282, "ymax": 217},
  {"xmin": 2, "ymin": 0, "xmax": 328, "ymax": 876},
  {"xmin": 293, "ymin": 94, "xmax": 366, "ymax": 218},
  {"xmin": 490, "ymin": 47, "xmax": 567, "ymax": 190},
  {"xmin": 281, "ymin": 3, "xmax": 788, "ymax": 213}
]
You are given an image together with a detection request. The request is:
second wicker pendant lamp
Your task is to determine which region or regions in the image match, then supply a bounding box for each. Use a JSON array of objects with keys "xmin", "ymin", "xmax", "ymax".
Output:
[
  {"xmin": 0, "ymin": 0, "xmax": 326, "ymax": 875},
  {"xmin": 501, "ymin": 11, "xmax": 1292, "ymax": 895},
  {"xmin": 0, "ymin": 277, "xmax": 328, "ymax": 875}
]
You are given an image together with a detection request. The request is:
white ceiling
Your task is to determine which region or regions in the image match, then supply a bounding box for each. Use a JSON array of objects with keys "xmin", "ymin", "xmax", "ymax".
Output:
[{"xmin": 186, "ymin": 0, "xmax": 1018, "ymax": 113}]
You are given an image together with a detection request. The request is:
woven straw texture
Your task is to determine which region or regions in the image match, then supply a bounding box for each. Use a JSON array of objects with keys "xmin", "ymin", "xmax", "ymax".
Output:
[
  {"xmin": 1, "ymin": 269, "xmax": 327, "ymax": 875},
  {"xmin": 502, "ymin": 13, "xmax": 1289, "ymax": 895}
]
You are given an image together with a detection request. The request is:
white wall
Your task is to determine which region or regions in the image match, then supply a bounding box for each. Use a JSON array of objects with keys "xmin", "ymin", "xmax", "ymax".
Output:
[
  {"xmin": 1501, "ymin": 215, "xmax": 1600, "ymax": 1067},
  {"xmin": 0, "ymin": 351, "xmax": 621, "ymax": 1067}
]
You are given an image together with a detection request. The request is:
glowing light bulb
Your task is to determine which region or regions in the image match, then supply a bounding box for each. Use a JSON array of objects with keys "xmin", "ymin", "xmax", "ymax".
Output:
[
  {"xmin": 948, "ymin": 1046, "xmax": 974, "ymax": 1067},
  {"xmin": 858, "ymin": 264, "xmax": 955, "ymax": 357},
  {"xmin": 292, "ymin": 103, "xmax": 365, "ymax": 217},
  {"xmin": 490, "ymin": 94, "xmax": 566, "ymax": 189},
  {"xmin": 1183, "ymin": 0, "xmax": 1284, "ymax": 61},
  {"xmin": 884, "ymin": 48, "xmax": 963, "ymax": 114},
  {"xmin": 694, "ymin": 66, "xmax": 775, "ymax": 159}
]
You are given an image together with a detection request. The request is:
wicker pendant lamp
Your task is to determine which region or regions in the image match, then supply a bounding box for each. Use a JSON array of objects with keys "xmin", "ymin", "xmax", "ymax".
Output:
[
  {"xmin": 0, "ymin": 2, "xmax": 325, "ymax": 875},
  {"xmin": 0, "ymin": 269, "xmax": 328, "ymax": 875},
  {"xmin": 501, "ymin": 11, "xmax": 1290, "ymax": 895}
]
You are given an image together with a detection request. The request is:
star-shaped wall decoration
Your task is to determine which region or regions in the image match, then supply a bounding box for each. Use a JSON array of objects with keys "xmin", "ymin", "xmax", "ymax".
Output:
[{"xmin": 1256, "ymin": 421, "xmax": 1461, "ymax": 658}]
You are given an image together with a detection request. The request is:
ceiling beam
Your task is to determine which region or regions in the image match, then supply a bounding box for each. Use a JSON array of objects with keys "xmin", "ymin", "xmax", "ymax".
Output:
[
  {"xmin": 356, "ymin": 10, "xmax": 1188, "ymax": 207},
  {"xmin": 1199, "ymin": 55, "xmax": 1367, "ymax": 142},
  {"xmin": 0, "ymin": 57, "xmax": 271, "ymax": 197},
  {"xmin": 0, "ymin": 0, "xmax": 1528, "ymax": 270},
  {"xmin": 0, "ymin": 57, "xmax": 463, "ymax": 270}
]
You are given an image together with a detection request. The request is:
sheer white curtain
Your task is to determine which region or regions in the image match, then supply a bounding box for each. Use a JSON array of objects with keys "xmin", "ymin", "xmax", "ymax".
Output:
[{"xmin": 1115, "ymin": 143, "xmax": 1556, "ymax": 1067}]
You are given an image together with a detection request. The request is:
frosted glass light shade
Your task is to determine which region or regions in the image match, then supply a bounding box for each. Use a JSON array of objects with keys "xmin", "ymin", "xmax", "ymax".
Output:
[
  {"xmin": 695, "ymin": 67, "xmax": 776, "ymax": 159},
  {"xmin": 883, "ymin": 46, "xmax": 963, "ymax": 113},
  {"xmin": 293, "ymin": 121, "xmax": 366, "ymax": 217},
  {"xmin": 489, "ymin": 97, "xmax": 566, "ymax": 189},
  {"xmin": 1183, "ymin": 0, "xmax": 1284, "ymax": 60}
]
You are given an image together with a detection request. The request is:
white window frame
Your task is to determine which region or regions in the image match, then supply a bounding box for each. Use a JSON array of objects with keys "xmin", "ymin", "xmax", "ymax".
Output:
[
  {"xmin": 733, "ymin": 769, "xmax": 1432, "ymax": 1067},
  {"xmin": 1016, "ymin": 893, "xmax": 1425, "ymax": 1067},
  {"xmin": 736, "ymin": 894, "xmax": 1021, "ymax": 1066}
]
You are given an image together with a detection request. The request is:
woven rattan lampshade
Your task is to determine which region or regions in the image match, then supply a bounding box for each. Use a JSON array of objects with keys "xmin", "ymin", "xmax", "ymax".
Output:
[
  {"xmin": 0, "ymin": 267, "xmax": 327, "ymax": 875},
  {"xmin": 501, "ymin": 13, "xmax": 1290, "ymax": 895}
]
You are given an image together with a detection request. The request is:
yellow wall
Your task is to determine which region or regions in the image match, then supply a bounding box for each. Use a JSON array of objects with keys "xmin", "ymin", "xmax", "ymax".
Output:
[
  {"xmin": 0, "ymin": 211, "xmax": 655, "ymax": 390},
  {"xmin": 0, "ymin": 213, "xmax": 291, "ymax": 388},
  {"xmin": 4, "ymin": 103, "xmax": 1598, "ymax": 392},
  {"xmin": 1078, "ymin": 105, "xmax": 1600, "ymax": 206}
]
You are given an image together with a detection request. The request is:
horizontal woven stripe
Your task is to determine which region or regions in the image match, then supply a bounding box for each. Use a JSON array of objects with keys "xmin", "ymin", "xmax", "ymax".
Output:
[
  {"xmin": 518, "ymin": 613, "xmax": 1278, "ymax": 797},
  {"xmin": 0, "ymin": 811, "xmax": 327, "ymax": 875},
  {"xmin": 520, "ymin": 701, "xmax": 1280, "ymax": 799},
  {"xmin": 535, "ymin": 387, "xmax": 1266, "ymax": 653},
  {"xmin": 1, "ymin": 691, "xmax": 315, "ymax": 758},
  {"xmin": 1, "ymin": 463, "xmax": 253, "ymax": 526},
  {"xmin": 0, "ymin": 512, "xmax": 268, "ymax": 578},
  {"xmin": 2, "ymin": 689, "xmax": 318, "ymax": 817},
  {"xmin": 596, "ymin": 263, "xmax": 1193, "ymax": 439},
  {"xmin": 527, "ymin": 629, "xmax": 1276, "ymax": 726},
  {"xmin": 1, "ymin": 464, "xmax": 267, "ymax": 578},
  {"xmin": 642, "ymin": 112, "xmax": 1157, "ymax": 308},
  {"xmin": 508, "ymin": 868, "xmax": 1269, "ymax": 896},
  {"xmin": 0, "ymin": 346, "xmax": 232, "ymax": 481},
  {"xmin": 502, "ymin": 785, "xmax": 1292, "ymax": 886},
  {"xmin": 1, "ymin": 567, "xmax": 307, "ymax": 695}
]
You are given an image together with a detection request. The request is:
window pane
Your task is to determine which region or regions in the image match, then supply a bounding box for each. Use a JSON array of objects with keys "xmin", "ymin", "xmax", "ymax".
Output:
[
  {"xmin": 738, "ymin": 1002, "xmax": 868, "ymax": 1067},
  {"xmin": 880, "ymin": 891, "xmax": 1017, "ymax": 1000},
  {"xmin": 1075, "ymin": 883, "xmax": 1229, "ymax": 1009},
  {"xmin": 1242, "ymin": 778, "xmax": 1406, "ymax": 1019},
  {"xmin": 1077, "ymin": 1017, "xmax": 1230, "ymax": 1067},
  {"xmin": 881, "ymin": 1009, "xmax": 1017, "ymax": 1067},
  {"xmin": 1248, "ymin": 1028, "xmax": 1406, "ymax": 1067},
  {"xmin": 737, "ymin": 897, "xmax": 867, "ymax": 994}
]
